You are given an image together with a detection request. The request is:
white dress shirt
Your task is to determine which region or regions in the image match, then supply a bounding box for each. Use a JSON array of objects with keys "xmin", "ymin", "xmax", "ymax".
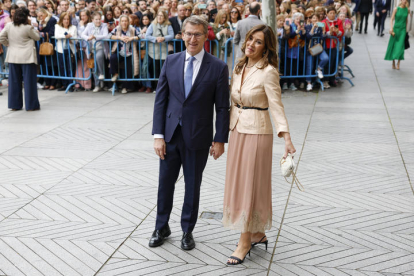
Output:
[{"xmin": 154, "ymin": 49, "xmax": 205, "ymax": 139}]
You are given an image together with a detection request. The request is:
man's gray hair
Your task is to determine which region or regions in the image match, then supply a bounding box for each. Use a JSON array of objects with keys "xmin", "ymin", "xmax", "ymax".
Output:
[{"xmin": 182, "ymin": 15, "xmax": 208, "ymax": 34}]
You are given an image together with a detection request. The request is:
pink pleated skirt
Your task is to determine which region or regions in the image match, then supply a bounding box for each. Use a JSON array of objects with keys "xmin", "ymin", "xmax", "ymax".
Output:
[{"xmin": 222, "ymin": 128, "xmax": 273, "ymax": 233}]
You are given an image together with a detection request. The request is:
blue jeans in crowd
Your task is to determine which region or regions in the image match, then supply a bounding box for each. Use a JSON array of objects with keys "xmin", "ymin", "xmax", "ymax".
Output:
[{"xmin": 306, "ymin": 50, "xmax": 329, "ymax": 83}]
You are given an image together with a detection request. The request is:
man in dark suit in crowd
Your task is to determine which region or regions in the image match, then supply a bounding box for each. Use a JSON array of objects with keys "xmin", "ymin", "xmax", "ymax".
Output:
[
  {"xmin": 150, "ymin": 16, "xmax": 229, "ymax": 251},
  {"xmin": 356, "ymin": 0, "xmax": 373, "ymax": 34},
  {"xmin": 169, "ymin": 4, "xmax": 187, "ymax": 53},
  {"xmin": 233, "ymin": 2, "xmax": 263, "ymax": 58},
  {"xmin": 375, "ymin": 0, "xmax": 391, "ymax": 36},
  {"xmin": 134, "ymin": 0, "xmax": 153, "ymax": 21}
]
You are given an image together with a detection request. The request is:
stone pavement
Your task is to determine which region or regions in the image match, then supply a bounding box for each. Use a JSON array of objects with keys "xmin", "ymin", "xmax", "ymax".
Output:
[{"xmin": 0, "ymin": 25, "xmax": 413, "ymax": 276}]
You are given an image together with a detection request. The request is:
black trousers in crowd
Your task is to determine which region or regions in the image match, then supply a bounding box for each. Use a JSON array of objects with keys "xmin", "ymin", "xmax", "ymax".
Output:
[
  {"xmin": 377, "ymin": 12, "xmax": 387, "ymax": 35},
  {"xmin": 359, "ymin": 13, "xmax": 370, "ymax": 33},
  {"xmin": 109, "ymin": 53, "xmax": 136, "ymax": 90},
  {"xmin": 58, "ymin": 52, "xmax": 73, "ymax": 88},
  {"xmin": 148, "ymin": 57, "xmax": 164, "ymax": 89},
  {"xmin": 8, "ymin": 63, "xmax": 40, "ymax": 110}
]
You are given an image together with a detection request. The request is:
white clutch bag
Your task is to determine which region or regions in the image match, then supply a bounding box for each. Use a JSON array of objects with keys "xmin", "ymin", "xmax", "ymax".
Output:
[{"xmin": 280, "ymin": 154, "xmax": 304, "ymax": 191}]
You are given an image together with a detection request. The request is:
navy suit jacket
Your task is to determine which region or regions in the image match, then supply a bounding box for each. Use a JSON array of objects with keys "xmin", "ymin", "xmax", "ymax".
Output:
[
  {"xmin": 375, "ymin": 0, "xmax": 391, "ymax": 12},
  {"xmin": 152, "ymin": 51, "xmax": 230, "ymax": 150}
]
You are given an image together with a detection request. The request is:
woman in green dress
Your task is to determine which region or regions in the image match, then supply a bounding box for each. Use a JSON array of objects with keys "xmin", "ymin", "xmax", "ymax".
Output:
[{"xmin": 384, "ymin": 0, "xmax": 410, "ymax": 70}]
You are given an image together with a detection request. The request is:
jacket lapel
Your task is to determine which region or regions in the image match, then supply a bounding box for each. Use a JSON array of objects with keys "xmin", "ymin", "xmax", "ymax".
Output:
[
  {"xmin": 177, "ymin": 51, "xmax": 186, "ymax": 101},
  {"xmin": 184, "ymin": 52, "xmax": 211, "ymax": 101},
  {"xmin": 241, "ymin": 58, "xmax": 265, "ymax": 86}
]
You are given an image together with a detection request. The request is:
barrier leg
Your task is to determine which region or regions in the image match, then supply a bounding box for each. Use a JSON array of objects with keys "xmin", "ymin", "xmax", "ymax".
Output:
[
  {"xmin": 112, "ymin": 83, "xmax": 117, "ymax": 96},
  {"xmin": 343, "ymin": 65, "xmax": 355, "ymax": 77},
  {"xmin": 65, "ymin": 81, "xmax": 76, "ymax": 94}
]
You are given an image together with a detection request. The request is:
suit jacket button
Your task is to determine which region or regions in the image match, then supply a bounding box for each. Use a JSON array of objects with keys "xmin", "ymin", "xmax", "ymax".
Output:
[{"xmin": 183, "ymin": 103, "xmax": 187, "ymax": 107}]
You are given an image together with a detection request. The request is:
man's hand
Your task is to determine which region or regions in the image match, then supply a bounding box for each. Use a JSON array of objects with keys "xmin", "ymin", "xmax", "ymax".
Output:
[
  {"xmin": 382, "ymin": 9, "xmax": 387, "ymax": 13},
  {"xmin": 175, "ymin": 34, "xmax": 182, "ymax": 39},
  {"xmin": 154, "ymin": 138, "xmax": 166, "ymax": 160},
  {"xmin": 209, "ymin": 142, "xmax": 225, "ymax": 160}
]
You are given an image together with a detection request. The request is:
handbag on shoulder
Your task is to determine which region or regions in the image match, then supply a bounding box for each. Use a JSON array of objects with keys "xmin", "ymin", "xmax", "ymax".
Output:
[
  {"xmin": 39, "ymin": 33, "xmax": 54, "ymax": 56},
  {"xmin": 308, "ymin": 40, "xmax": 323, "ymax": 56}
]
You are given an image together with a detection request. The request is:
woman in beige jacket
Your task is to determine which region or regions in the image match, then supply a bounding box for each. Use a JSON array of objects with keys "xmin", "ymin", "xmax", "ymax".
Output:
[
  {"xmin": 0, "ymin": 7, "xmax": 40, "ymax": 111},
  {"xmin": 223, "ymin": 24, "xmax": 296, "ymax": 265}
]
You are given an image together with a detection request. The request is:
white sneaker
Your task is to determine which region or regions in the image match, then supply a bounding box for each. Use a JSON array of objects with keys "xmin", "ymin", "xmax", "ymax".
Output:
[
  {"xmin": 323, "ymin": 81, "xmax": 330, "ymax": 89},
  {"xmin": 111, "ymin": 75, "xmax": 118, "ymax": 82},
  {"xmin": 306, "ymin": 83, "xmax": 313, "ymax": 91},
  {"xmin": 282, "ymin": 83, "xmax": 288, "ymax": 90},
  {"xmin": 316, "ymin": 69, "xmax": 324, "ymax": 79},
  {"xmin": 98, "ymin": 74, "xmax": 104, "ymax": 80},
  {"xmin": 121, "ymin": 88, "xmax": 127, "ymax": 94},
  {"xmin": 289, "ymin": 83, "xmax": 297, "ymax": 91},
  {"xmin": 37, "ymin": 82, "xmax": 44, "ymax": 89},
  {"xmin": 93, "ymin": 87, "xmax": 101, "ymax": 93}
]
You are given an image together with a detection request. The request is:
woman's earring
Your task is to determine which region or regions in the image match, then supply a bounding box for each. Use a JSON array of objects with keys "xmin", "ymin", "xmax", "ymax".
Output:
[{"xmin": 263, "ymin": 51, "xmax": 267, "ymax": 57}]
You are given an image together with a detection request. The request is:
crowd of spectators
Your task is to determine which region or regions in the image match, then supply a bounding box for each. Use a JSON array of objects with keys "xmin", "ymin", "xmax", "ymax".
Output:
[{"xmin": 0, "ymin": 0, "xmax": 360, "ymax": 94}]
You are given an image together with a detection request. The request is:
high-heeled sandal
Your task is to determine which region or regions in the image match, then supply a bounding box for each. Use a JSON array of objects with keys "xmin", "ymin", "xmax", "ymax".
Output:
[
  {"xmin": 252, "ymin": 235, "xmax": 268, "ymax": 250},
  {"xmin": 226, "ymin": 248, "xmax": 251, "ymax": 265},
  {"xmin": 392, "ymin": 62, "xmax": 396, "ymax": 69}
]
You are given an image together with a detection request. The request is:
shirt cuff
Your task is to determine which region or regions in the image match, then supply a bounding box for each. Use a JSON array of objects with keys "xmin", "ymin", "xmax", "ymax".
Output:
[{"xmin": 154, "ymin": 134, "xmax": 164, "ymax": 139}]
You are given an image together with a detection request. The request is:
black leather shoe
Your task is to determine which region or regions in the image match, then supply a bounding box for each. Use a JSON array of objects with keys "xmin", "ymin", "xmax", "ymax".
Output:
[
  {"xmin": 57, "ymin": 87, "xmax": 66, "ymax": 91},
  {"xmin": 148, "ymin": 225, "xmax": 171, "ymax": 247},
  {"xmin": 0, "ymin": 92, "xmax": 2, "ymax": 96},
  {"xmin": 181, "ymin": 232, "xmax": 195, "ymax": 250}
]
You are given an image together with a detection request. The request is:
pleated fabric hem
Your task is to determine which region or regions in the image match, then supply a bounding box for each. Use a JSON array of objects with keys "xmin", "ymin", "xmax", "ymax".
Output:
[{"xmin": 222, "ymin": 206, "xmax": 272, "ymax": 233}]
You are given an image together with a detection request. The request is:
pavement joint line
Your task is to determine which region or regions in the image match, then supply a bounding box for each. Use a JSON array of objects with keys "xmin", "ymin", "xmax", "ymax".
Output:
[
  {"xmin": 94, "ymin": 173, "xmax": 184, "ymax": 275},
  {"xmin": 267, "ymin": 91, "xmax": 320, "ymax": 275},
  {"xmin": 93, "ymin": 204, "xmax": 156, "ymax": 275},
  {"xmin": 0, "ymin": 99, "xmax": 152, "ymax": 225},
  {"xmin": 364, "ymin": 36, "xmax": 414, "ymax": 196}
]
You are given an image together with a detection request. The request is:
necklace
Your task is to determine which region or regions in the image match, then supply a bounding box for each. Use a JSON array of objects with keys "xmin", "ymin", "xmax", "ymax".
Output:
[{"xmin": 246, "ymin": 62, "xmax": 258, "ymax": 68}]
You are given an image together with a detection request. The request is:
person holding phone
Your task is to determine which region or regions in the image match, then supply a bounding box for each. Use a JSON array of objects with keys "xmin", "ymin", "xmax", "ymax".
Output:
[
  {"xmin": 277, "ymin": 15, "xmax": 291, "ymax": 92},
  {"xmin": 322, "ymin": 6, "xmax": 343, "ymax": 88},
  {"xmin": 305, "ymin": 13, "xmax": 328, "ymax": 91},
  {"xmin": 54, "ymin": 11, "xmax": 77, "ymax": 91},
  {"xmin": 285, "ymin": 12, "xmax": 306, "ymax": 91},
  {"xmin": 212, "ymin": 10, "xmax": 230, "ymax": 59}
]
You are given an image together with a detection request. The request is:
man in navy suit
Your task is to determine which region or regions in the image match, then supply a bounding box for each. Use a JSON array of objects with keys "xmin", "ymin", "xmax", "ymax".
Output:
[
  {"xmin": 149, "ymin": 16, "xmax": 230, "ymax": 251},
  {"xmin": 375, "ymin": 0, "xmax": 391, "ymax": 36}
]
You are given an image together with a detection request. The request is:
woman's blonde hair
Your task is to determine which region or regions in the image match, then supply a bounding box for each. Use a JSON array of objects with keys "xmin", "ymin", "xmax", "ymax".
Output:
[
  {"xmin": 37, "ymin": 7, "xmax": 51, "ymax": 23},
  {"xmin": 213, "ymin": 9, "xmax": 229, "ymax": 28},
  {"xmin": 152, "ymin": 10, "xmax": 171, "ymax": 25}
]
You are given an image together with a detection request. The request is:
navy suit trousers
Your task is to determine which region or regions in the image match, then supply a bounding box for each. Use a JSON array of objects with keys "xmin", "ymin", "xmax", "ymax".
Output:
[
  {"xmin": 8, "ymin": 63, "xmax": 40, "ymax": 111},
  {"xmin": 156, "ymin": 126, "xmax": 209, "ymax": 233}
]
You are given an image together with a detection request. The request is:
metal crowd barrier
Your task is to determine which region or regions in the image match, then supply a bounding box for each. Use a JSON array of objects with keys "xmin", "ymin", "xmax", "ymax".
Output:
[
  {"xmin": 0, "ymin": 36, "xmax": 354, "ymax": 94},
  {"xmin": 224, "ymin": 36, "xmax": 354, "ymax": 91},
  {"xmin": 93, "ymin": 39, "xmax": 219, "ymax": 95},
  {"xmin": 338, "ymin": 40, "xmax": 355, "ymax": 86},
  {"xmin": 37, "ymin": 37, "xmax": 94, "ymax": 93}
]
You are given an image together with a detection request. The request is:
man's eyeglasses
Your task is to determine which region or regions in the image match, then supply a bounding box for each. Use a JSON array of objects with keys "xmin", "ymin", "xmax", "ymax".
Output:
[{"xmin": 183, "ymin": 32, "xmax": 204, "ymax": 39}]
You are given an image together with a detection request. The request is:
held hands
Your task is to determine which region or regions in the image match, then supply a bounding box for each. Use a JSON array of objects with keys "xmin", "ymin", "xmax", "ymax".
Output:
[
  {"xmin": 65, "ymin": 34, "xmax": 72, "ymax": 39},
  {"xmin": 88, "ymin": 35, "xmax": 95, "ymax": 41},
  {"xmin": 175, "ymin": 34, "xmax": 182, "ymax": 39},
  {"xmin": 209, "ymin": 142, "xmax": 225, "ymax": 160},
  {"xmin": 154, "ymin": 138, "xmax": 167, "ymax": 160}
]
